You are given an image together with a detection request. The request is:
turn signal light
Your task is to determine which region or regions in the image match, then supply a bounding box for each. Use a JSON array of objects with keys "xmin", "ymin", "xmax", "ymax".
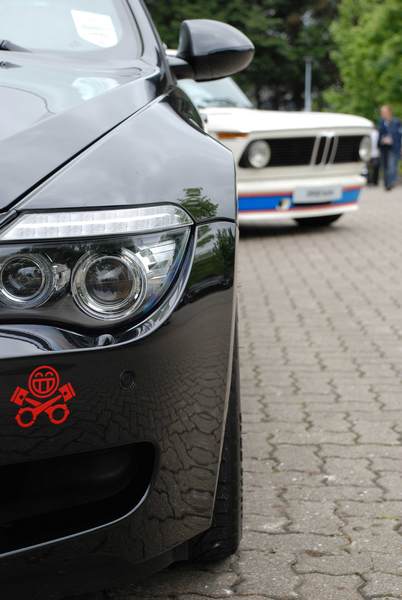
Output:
[{"xmin": 217, "ymin": 132, "xmax": 249, "ymax": 140}]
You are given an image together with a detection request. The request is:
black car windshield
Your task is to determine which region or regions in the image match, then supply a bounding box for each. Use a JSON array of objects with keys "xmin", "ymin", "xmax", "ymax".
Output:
[
  {"xmin": 179, "ymin": 78, "xmax": 253, "ymax": 109},
  {"xmin": 0, "ymin": 0, "xmax": 140, "ymax": 59}
]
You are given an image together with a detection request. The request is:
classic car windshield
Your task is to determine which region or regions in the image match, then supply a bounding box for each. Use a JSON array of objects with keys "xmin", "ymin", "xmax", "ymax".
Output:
[
  {"xmin": 179, "ymin": 77, "xmax": 254, "ymax": 109},
  {"xmin": 0, "ymin": 0, "xmax": 140, "ymax": 58}
]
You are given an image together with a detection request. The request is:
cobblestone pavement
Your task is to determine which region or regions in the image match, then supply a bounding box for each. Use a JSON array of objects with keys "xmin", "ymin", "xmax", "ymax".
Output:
[{"xmin": 111, "ymin": 186, "xmax": 402, "ymax": 600}]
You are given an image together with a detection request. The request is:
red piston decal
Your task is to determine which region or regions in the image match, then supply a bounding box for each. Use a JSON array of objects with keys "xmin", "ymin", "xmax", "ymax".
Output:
[{"xmin": 10, "ymin": 366, "xmax": 76, "ymax": 428}]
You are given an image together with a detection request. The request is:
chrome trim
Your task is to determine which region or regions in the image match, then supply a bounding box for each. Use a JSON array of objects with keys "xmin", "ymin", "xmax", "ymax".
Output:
[
  {"xmin": 310, "ymin": 135, "xmax": 321, "ymax": 166},
  {"xmin": 328, "ymin": 135, "xmax": 339, "ymax": 164},
  {"xmin": 320, "ymin": 134, "xmax": 335, "ymax": 166}
]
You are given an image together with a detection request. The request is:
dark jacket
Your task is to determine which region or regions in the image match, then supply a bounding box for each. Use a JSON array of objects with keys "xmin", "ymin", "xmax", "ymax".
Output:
[{"xmin": 378, "ymin": 118, "xmax": 402, "ymax": 156}]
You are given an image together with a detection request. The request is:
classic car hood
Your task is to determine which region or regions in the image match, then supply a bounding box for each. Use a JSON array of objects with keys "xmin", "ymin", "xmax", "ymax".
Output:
[
  {"xmin": 0, "ymin": 54, "xmax": 158, "ymax": 211},
  {"xmin": 203, "ymin": 107, "xmax": 373, "ymax": 133}
]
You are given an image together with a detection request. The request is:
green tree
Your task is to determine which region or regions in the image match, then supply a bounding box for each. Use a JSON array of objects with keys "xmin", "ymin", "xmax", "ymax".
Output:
[
  {"xmin": 145, "ymin": 0, "xmax": 337, "ymax": 110},
  {"xmin": 324, "ymin": 0, "xmax": 402, "ymax": 120}
]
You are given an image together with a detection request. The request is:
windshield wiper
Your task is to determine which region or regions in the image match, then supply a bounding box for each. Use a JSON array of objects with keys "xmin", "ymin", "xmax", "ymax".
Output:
[{"xmin": 0, "ymin": 40, "xmax": 29, "ymax": 52}]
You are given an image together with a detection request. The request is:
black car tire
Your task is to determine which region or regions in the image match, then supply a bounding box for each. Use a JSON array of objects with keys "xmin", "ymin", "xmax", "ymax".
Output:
[
  {"xmin": 188, "ymin": 333, "xmax": 242, "ymax": 563},
  {"xmin": 295, "ymin": 214, "xmax": 342, "ymax": 227}
]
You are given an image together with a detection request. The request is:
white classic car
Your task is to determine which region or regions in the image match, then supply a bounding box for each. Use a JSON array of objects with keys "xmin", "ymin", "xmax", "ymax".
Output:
[{"xmin": 179, "ymin": 77, "xmax": 374, "ymax": 227}]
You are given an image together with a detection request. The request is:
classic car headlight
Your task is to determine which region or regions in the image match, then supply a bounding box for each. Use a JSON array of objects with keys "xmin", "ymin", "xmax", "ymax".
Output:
[
  {"xmin": 359, "ymin": 136, "xmax": 371, "ymax": 161},
  {"xmin": 247, "ymin": 140, "xmax": 271, "ymax": 168},
  {"xmin": 0, "ymin": 206, "xmax": 192, "ymax": 325}
]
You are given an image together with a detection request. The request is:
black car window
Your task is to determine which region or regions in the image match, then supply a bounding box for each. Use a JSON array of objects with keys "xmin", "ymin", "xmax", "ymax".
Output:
[{"xmin": 0, "ymin": 0, "xmax": 140, "ymax": 59}]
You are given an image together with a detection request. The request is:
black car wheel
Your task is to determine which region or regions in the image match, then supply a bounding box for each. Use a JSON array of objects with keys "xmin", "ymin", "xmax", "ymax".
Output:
[
  {"xmin": 295, "ymin": 214, "xmax": 342, "ymax": 227},
  {"xmin": 189, "ymin": 332, "xmax": 242, "ymax": 562}
]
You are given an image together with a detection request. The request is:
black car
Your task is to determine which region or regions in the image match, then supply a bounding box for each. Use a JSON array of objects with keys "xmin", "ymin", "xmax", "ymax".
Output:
[{"xmin": 0, "ymin": 1, "xmax": 254, "ymax": 598}]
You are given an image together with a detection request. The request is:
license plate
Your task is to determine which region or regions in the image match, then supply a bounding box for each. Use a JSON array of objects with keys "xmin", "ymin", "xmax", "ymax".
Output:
[{"xmin": 293, "ymin": 185, "xmax": 342, "ymax": 204}]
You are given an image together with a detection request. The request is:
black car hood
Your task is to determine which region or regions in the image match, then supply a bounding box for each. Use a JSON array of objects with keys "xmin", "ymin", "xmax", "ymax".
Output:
[{"xmin": 0, "ymin": 54, "xmax": 159, "ymax": 211}]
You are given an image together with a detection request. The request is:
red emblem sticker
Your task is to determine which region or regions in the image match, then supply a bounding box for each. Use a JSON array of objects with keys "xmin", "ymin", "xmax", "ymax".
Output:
[{"xmin": 10, "ymin": 366, "xmax": 76, "ymax": 428}]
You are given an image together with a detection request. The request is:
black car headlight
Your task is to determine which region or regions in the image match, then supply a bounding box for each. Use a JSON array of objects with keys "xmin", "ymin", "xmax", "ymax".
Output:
[
  {"xmin": 0, "ymin": 254, "xmax": 57, "ymax": 309},
  {"xmin": 72, "ymin": 249, "xmax": 148, "ymax": 320},
  {"xmin": 0, "ymin": 205, "xmax": 192, "ymax": 326}
]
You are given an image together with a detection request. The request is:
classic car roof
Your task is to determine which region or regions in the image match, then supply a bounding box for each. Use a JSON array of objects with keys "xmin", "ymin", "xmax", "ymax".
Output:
[{"xmin": 203, "ymin": 107, "xmax": 373, "ymax": 133}]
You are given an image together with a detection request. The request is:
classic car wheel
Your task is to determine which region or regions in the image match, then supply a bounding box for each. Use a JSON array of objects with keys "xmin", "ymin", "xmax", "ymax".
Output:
[
  {"xmin": 189, "ymin": 331, "xmax": 242, "ymax": 562},
  {"xmin": 295, "ymin": 214, "xmax": 342, "ymax": 227}
]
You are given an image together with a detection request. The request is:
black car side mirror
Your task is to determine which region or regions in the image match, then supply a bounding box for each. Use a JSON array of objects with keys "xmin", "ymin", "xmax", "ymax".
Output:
[{"xmin": 168, "ymin": 19, "xmax": 254, "ymax": 82}]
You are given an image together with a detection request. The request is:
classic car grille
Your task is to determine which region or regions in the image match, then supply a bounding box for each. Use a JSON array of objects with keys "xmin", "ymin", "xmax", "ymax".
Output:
[
  {"xmin": 267, "ymin": 137, "xmax": 316, "ymax": 167},
  {"xmin": 240, "ymin": 137, "xmax": 315, "ymax": 168},
  {"xmin": 239, "ymin": 134, "xmax": 365, "ymax": 168},
  {"xmin": 333, "ymin": 135, "xmax": 364, "ymax": 163}
]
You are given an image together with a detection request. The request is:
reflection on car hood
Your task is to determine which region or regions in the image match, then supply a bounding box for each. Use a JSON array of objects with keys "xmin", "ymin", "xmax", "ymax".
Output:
[
  {"xmin": 202, "ymin": 107, "xmax": 373, "ymax": 133},
  {"xmin": 0, "ymin": 55, "xmax": 157, "ymax": 210},
  {"xmin": 0, "ymin": 60, "xmax": 123, "ymax": 141}
]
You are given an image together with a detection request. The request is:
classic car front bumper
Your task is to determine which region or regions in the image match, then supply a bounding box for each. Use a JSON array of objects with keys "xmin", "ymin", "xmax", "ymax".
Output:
[
  {"xmin": 237, "ymin": 174, "xmax": 365, "ymax": 223},
  {"xmin": 0, "ymin": 221, "xmax": 236, "ymax": 599}
]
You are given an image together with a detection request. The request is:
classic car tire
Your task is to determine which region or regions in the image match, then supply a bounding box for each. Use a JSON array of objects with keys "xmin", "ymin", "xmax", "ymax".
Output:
[
  {"xmin": 189, "ymin": 332, "xmax": 242, "ymax": 563},
  {"xmin": 295, "ymin": 214, "xmax": 342, "ymax": 227}
]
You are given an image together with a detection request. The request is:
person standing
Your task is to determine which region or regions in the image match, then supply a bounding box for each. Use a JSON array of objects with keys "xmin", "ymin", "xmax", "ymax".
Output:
[
  {"xmin": 368, "ymin": 127, "xmax": 380, "ymax": 185},
  {"xmin": 378, "ymin": 105, "xmax": 402, "ymax": 190}
]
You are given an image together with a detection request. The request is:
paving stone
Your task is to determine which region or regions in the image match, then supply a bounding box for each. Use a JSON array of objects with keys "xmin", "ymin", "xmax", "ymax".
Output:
[
  {"xmin": 286, "ymin": 501, "xmax": 343, "ymax": 535},
  {"xmin": 352, "ymin": 420, "xmax": 400, "ymax": 445},
  {"xmin": 283, "ymin": 484, "xmax": 383, "ymax": 502},
  {"xmin": 363, "ymin": 573, "xmax": 402, "ymax": 597},
  {"xmin": 241, "ymin": 531, "xmax": 346, "ymax": 555},
  {"xmin": 235, "ymin": 550, "xmax": 300, "ymax": 597},
  {"xmin": 324, "ymin": 457, "xmax": 374, "ymax": 486},
  {"xmin": 298, "ymin": 573, "xmax": 365, "ymax": 600},
  {"xmin": 179, "ymin": 597, "xmax": 276, "ymax": 600},
  {"xmin": 295, "ymin": 552, "xmax": 372, "ymax": 575},
  {"xmin": 275, "ymin": 444, "xmax": 321, "ymax": 472},
  {"xmin": 341, "ymin": 518, "xmax": 402, "ymax": 555},
  {"xmin": 320, "ymin": 445, "xmax": 402, "ymax": 460},
  {"xmin": 378, "ymin": 473, "xmax": 402, "ymax": 500},
  {"xmin": 337, "ymin": 500, "xmax": 402, "ymax": 520},
  {"xmin": 114, "ymin": 567, "xmax": 238, "ymax": 598}
]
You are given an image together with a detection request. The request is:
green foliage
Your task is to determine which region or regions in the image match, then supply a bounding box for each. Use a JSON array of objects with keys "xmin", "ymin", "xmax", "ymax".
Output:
[
  {"xmin": 145, "ymin": 0, "xmax": 337, "ymax": 109},
  {"xmin": 324, "ymin": 0, "xmax": 402, "ymax": 120}
]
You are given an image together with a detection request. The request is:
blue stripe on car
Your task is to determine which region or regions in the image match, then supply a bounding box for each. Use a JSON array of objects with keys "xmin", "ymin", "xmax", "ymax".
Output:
[{"xmin": 238, "ymin": 187, "xmax": 361, "ymax": 212}]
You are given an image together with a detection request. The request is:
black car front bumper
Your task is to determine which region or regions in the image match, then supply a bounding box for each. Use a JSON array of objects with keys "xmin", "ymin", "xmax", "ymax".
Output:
[{"xmin": 0, "ymin": 221, "xmax": 236, "ymax": 599}]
